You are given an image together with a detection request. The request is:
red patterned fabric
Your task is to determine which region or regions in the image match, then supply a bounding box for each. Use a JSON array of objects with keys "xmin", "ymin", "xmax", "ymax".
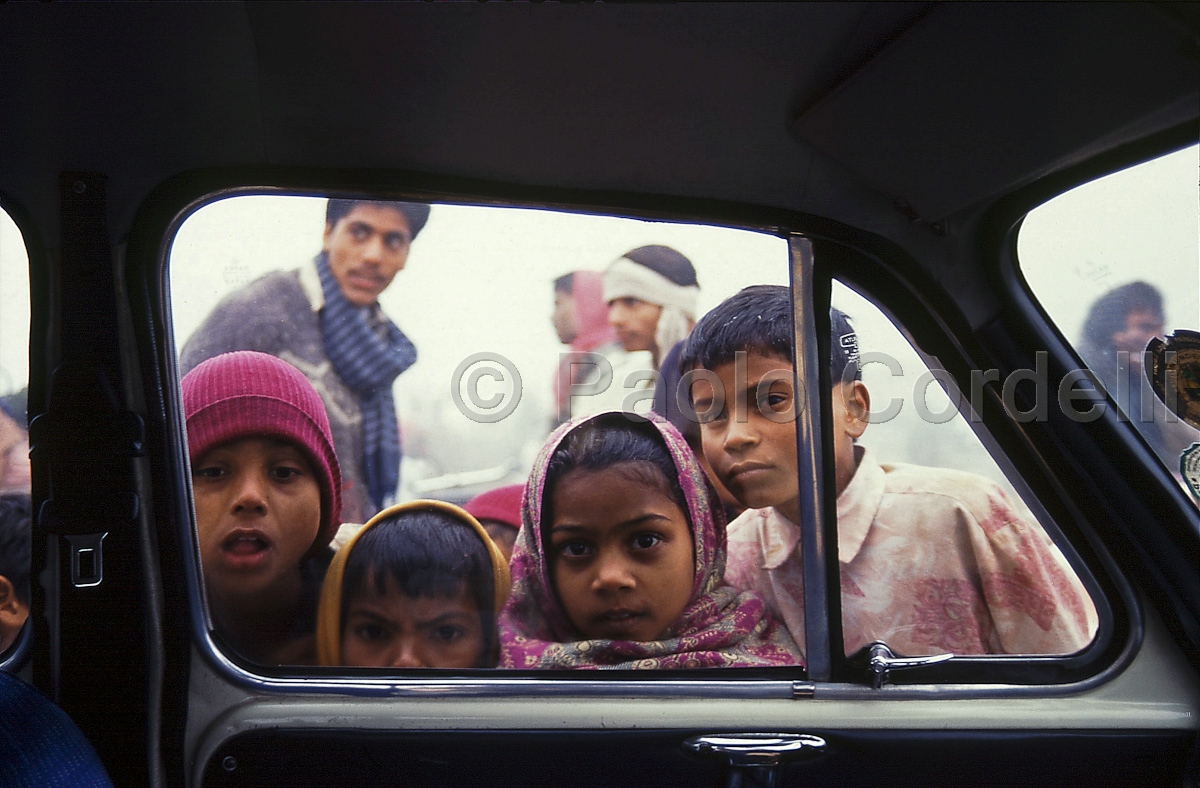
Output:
[{"xmin": 553, "ymin": 271, "xmax": 620, "ymax": 420}]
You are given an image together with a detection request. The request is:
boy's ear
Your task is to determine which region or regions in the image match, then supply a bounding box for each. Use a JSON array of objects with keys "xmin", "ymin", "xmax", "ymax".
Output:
[
  {"xmin": 838, "ymin": 381, "xmax": 870, "ymax": 439},
  {"xmin": 0, "ymin": 575, "xmax": 26, "ymax": 631},
  {"xmin": 0, "ymin": 576, "xmax": 14, "ymax": 611}
]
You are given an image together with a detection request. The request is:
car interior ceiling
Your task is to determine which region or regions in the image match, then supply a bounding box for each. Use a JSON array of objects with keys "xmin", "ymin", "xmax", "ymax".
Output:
[{"xmin": 1, "ymin": 4, "xmax": 1195, "ymax": 258}]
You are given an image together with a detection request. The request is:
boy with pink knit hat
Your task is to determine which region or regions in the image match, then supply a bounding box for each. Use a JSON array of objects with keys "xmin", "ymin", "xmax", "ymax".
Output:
[{"xmin": 183, "ymin": 351, "xmax": 342, "ymax": 665}]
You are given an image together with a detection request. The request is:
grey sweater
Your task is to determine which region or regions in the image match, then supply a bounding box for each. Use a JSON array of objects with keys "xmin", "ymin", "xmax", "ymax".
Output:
[{"xmin": 180, "ymin": 268, "xmax": 378, "ymax": 524}]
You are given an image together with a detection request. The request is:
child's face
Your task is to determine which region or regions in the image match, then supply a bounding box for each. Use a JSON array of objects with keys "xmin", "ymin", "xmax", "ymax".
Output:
[
  {"xmin": 693, "ymin": 351, "xmax": 801, "ymax": 523},
  {"xmin": 341, "ymin": 574, "xmax": 485, "ymax": 668},
  {"xmin": 479, "ymin": 520, "xmax": 518, "ymax": 564},
  {"xmin": 192, "ymin": 437, "xmax": 322, "ymax": 602},
  {"xmin": 547, "ymin": 465, "xmax": 694, "ymax": 642}
]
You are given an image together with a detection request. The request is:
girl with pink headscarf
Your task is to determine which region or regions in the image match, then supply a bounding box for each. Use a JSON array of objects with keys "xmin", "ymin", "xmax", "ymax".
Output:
[{"xmin": 499, "ymin": 411, "xmax": 800, "ymax": 669}]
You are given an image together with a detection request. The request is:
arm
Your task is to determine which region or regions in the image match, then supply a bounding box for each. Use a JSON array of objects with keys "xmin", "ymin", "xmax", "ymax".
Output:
[
  {"xmin": 178, "ymin": 275, "xmax": 290, "ymax": 375},
  {"xmin": 967, "ymin": 487, "xmax": 1098, "ymax": 655}
]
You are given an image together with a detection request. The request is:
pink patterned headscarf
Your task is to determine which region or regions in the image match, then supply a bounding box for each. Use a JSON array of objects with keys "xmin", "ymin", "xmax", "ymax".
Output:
[{"xmin": 498, "ymin": 411, "xmax": 802, "ymax": 669}]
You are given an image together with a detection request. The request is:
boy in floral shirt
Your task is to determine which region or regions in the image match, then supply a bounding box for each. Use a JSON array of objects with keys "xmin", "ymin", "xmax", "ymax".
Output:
[{"xmin": 682, "ymin": 285, "xmax": 1096, "ymax": 657}]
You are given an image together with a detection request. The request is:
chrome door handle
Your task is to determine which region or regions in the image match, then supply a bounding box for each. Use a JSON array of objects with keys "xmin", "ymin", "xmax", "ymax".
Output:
[
  {"xmin": 867, "ymin": 642, "xmax": 954, "ymax": 689},
  {"xmin": 683, "ymin": 733, "xmax": 827, "ymax": 788}
]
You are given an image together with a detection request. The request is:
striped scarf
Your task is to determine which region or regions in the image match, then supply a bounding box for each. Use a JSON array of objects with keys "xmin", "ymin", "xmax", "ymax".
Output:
[{"xmin": 316, "ymin": 253, "xmax": 416, "ymax": 509}]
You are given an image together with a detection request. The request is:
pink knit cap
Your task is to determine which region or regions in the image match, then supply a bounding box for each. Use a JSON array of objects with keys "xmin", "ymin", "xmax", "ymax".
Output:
[
  {"xmin": 463, "ymin": 484, "xmax": 524, "ymax": 532},
  {"xmin": 182, "ymin": 351, "xmax": 342, "ymax": 548}
]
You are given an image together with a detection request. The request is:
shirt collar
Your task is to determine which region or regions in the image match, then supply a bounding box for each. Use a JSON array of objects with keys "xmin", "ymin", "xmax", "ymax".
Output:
[
  {"xmin": 754, "ymin": 445, "xmax": 884, "ymax": 568},
  {"xmin": 835, "ymin": 446, "xmax": 884, "ymax": 563}
]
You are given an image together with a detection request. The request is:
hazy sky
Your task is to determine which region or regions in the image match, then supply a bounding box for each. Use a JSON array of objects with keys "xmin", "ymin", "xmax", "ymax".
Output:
[
  {"xmin": 168, "ymin": 200, "xmax": 794, "ymax": 490},
  {"xmin": 1020, "ymin": 145, "xmax": 1199, "ymax": 340},
  {"xmin": 169, "ymin": 196, "xmax": 790, "ymax": 402}
]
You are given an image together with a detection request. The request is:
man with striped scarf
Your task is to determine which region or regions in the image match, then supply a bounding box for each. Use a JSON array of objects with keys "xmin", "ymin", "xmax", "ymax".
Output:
[{"xmin": 181, "ymin": 198, "xmax": 428, "ymax": 524}]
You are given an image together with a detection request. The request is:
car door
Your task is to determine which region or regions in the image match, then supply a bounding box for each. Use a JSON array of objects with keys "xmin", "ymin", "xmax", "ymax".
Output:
[{"xmin": 3, "ymin": 3, "xmax": 1199, "ymax": 788}]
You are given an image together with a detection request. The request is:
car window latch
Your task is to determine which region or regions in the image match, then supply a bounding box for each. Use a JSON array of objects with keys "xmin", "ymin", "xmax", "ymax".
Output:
[
  {"xmin": 683, "ymin": 732, "xmax": 827, "ymax": 788},
  {"xmin": 866, "ymin": 641, "xmax": 954, "ymax": 689}
]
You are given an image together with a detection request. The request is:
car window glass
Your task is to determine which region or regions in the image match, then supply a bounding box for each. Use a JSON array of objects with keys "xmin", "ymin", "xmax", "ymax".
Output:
[
  {"xmin": 1018, "ymin": 145, "xmax": 1200, "ymax": 507},
  {"xmin": 825, "ymin": 281, "xmax": 1099, "ymax": 658},
  {"xmin": 168, "ymin": 195, "xmax": 791, "ymax": 671},
  {"xmin": 0, "ymin": 205, "xmax": 32, "ymax": 663}
]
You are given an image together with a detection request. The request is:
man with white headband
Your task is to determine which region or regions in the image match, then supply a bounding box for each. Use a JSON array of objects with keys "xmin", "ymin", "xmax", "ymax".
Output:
[
  {"xmin": 603, "ymin": 245, "xmax": 700, "ymax": 369},
  {"xmin": 562, "ymin": 245, "xmax": 700, "ymax": 418}
]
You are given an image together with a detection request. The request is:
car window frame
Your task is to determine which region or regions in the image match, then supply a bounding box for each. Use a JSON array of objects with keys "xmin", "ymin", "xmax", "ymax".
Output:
[
  {"xmin": 818, "ymin": 266, "xmax": 1126, "ymax": 686},
  {"xmin": 1008, "ymin": 140, "xmax": 1200, "ymax": 505},
  {"xmin": 144, "ymin": 175, "xmax": 1136, "ymax": 700},
  {"xmin": 994, "ymin": 126, "xmax": 1198, "ymax": 467}
]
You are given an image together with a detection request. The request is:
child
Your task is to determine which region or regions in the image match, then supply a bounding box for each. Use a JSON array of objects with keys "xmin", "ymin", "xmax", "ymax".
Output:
[
  {"xmin": 681, "ymin": 285, "xmax": 1097, "ymax": 657},
  {"xmin": 463, "ymin": 484, "xmax": 524, "ymax": 564},
  {"xmin": 316, "ymin": 500, "xmax": 510, "ymax": 668},
  {"xmin": 183, "ymin": 350, "xmax": 343, "ymax": 665},
  {"xmin": 0, "ymin": 494, "xmax": 30, "ymax": 654},
  {"xmin": 498, "ymin": 411, "xmax": 800, "ymax": 669}
]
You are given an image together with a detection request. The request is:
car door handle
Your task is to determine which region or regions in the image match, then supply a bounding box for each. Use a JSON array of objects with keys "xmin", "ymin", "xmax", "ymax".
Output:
[
  {"xmin": 867, "ymin": 641, "xmax": 954, "ymax": 689},
  {"xmin": 683, "ymin": 733, "xmax": 827, "ymax": 788}
]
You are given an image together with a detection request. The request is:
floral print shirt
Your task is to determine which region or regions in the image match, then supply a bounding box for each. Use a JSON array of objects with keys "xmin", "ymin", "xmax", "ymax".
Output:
[{"xmin": 724, "ymin": 448, "xmax": 1098, "ymax": 657}]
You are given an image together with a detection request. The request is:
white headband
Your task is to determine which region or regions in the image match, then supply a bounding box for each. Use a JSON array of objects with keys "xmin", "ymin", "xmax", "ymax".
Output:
[
  {"xmin": 603, "ymin": 257, "xmax": 699, "ymax": 318},
  {"xmin": 603, "ymin": 256, "xmax": 700, "ymax": 357}
]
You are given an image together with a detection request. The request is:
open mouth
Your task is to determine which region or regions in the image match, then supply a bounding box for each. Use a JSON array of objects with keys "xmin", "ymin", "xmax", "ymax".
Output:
[{"xmin": 219, "ymin": 530, "xmax": 272, "ymax": 567}]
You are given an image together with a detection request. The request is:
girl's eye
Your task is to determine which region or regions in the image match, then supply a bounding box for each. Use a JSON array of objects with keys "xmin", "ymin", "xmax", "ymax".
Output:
[
  {"xmin": 767, "ymin": 391, "xmax": 790, "ymax": 410},
  {"xmin": 192, "ymin": 466, "xmax": 225, "ymax": 480},
  {"xmin": 559, "ymin": 541, "xmax": 592, "ymax": 558},
  {"xmin": 631, "ymin": 533, "xmax": 663, "ymax": 551},
  {"xmin": 431, "ymin": 625, "xmax": 465, "ymax": 643}
]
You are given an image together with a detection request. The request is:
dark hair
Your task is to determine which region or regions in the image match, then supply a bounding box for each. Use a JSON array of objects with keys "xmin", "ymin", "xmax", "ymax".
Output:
[
  {"xmin": 341, "ymin": 508, "xmax": 495, "ymax": 664},
  {"xmin": 543, "ymin": 414, "xmax": 688, "ymax": 532},
  {"xmin": 829, "ymin": 307, "xmax": 861, "ymax": 383},
  {"xmin": 553, "ymin": 272, "xmax": 574, "ymax": 295},
  {"xmin": 0, "ymin": 495, "xmax": 31, "ymax": 607},
  {"xmin": 680, "ymin": 284, "xmax": 793, "ymax": 370},
  {"xmin": 623, "ymin": 245, "xmax": 699, "ymax": 288},
  {"xmin": 325, "ymin": 199, "xmax": 432, "ymax": 240},
  {"xmin": 1080, "ymin": 280, "xmax": 1164, "ymax": 354},
  {"xmin": 680, "ymin": 285, "xmax": 860, "ymax": 381}
]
